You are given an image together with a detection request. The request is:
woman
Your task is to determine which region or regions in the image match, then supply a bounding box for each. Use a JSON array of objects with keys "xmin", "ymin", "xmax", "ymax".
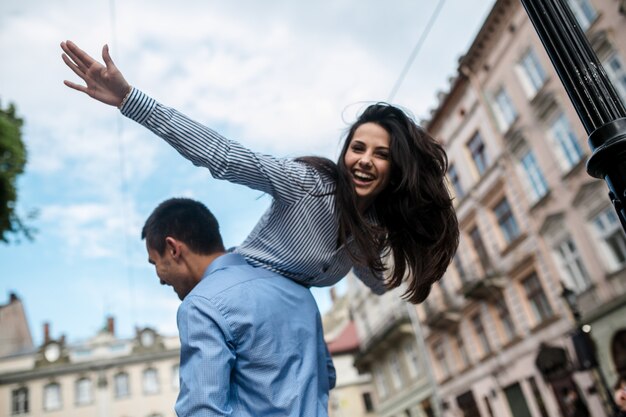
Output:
[{"xmin": 61, "ymin": 40, "xmax": 459, "ymax": 304}]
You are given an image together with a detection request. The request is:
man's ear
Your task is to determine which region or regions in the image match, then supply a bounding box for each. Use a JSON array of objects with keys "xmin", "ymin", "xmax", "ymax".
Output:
[{"xmin": 164, "ymin": 237, "xmax": 182, "ymax": 260}]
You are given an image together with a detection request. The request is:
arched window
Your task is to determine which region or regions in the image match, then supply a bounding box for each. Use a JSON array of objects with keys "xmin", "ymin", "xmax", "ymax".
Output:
[
  {"xmin": 43, "ymin": 382, "xmax": 62, "ymax": 411},
  {"xmin": 11, "ymin": 387, "xmax": 29, "ymax": 415},
  {"xmin": 142, "ymin": 368, "xmax": 160, "ymax": 395},
  {"xmin": 171, "ymin": 364, "xmax": 180, "ymax": 390},
  {"xmin": 114, "ymin": 372, "xmax": 130, "ymax": 398},
  {"xmin": 75, "ymin": 377, "xmax": 92, "ymax": 405}
]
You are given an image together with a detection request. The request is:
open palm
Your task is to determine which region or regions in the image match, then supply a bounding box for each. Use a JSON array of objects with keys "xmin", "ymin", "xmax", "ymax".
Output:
[{"xmin": 61, "ymin": 40, "xmax": 131, "ymax": 107}]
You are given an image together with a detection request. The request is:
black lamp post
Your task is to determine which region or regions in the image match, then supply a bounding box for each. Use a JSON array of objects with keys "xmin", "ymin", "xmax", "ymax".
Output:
[{"xmin": 520, "ymin": 0, "xmax": 626, "ymax": 232}]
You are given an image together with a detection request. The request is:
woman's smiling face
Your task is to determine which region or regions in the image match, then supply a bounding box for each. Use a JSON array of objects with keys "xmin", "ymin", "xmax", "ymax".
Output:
[{"xmin": 343, "ymin": 122, "xmax": 391, "ymax": 211}]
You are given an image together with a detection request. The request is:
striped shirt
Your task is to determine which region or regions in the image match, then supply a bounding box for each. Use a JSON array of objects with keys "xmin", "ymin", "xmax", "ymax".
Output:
[{"xmin": 121, "ymin": 88, "xmax": 386, "ymax": 295}]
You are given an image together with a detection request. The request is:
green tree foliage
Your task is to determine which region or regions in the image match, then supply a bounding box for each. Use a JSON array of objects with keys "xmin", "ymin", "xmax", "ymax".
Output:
[{"xmin": 0, "ymin": 101, "xmax": 33, "ymax": 243}]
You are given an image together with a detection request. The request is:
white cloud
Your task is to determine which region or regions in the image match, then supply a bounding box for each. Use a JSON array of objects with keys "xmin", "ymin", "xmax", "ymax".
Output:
[{"xmin": 40, "ymin": 200, "xmax": 143, "ymax": 259}]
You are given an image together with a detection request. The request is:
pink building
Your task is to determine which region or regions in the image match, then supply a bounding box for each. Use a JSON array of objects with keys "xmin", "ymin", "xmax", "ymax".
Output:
[{"xmin": 420, "ymin": 0, "xmax": 626, "ymax": 416}]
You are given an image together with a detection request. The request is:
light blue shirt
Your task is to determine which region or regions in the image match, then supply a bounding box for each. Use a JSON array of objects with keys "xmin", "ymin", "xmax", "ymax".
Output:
[
  {"xmin": 176, "ymin": 253, "xmax": 335, "ymax": 417},
  {"xmin": 121, "ymin": 88, "xmax": 387, "ymax": 295}
]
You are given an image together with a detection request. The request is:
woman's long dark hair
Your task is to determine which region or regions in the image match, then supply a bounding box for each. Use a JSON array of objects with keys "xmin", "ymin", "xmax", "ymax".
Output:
[{"xmin": 298, "ymin": 103, "xmax": 459, "ymax": 304}]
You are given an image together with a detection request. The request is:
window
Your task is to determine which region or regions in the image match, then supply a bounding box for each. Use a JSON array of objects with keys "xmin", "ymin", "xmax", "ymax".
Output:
[
  {"xmin": 522, "ymin": 273, "xmax": 554, "ymax": 323},
  {"xmin": 528, "ymin": 376, "xmax": 550, "ymax": 417},
  {"xmin": 448, "ymin": 163, "xmax": 464, "ymax": 198},
  {"xmin": 11, "ymin": 387, "xmax": 28, "ymax": 415},
  {"xmin": 520, "ymin": 150, "xmax": 549, "ymax": 202},
  {"xmin": 518, "ymin": 48, "xmax": 547, "ymax": 96},
  {"xmin": 494, "ymin": 198, "xmax": 520, "ymax": 244},
  {"xmin": 495, "ymin": 298, "xmax": 516, "ymax": 342},
  {"xmin": 549, "ymin": 112, "xmax": 584, "ymax": 171},
  {"xmin": 114, "ymin": 372, "xmax": 130, "ymax": 398},
  {"xmin": 555, "ymin": 237, "xmax": 591, "ymax": 292},
  {"xmin": 567, "ymin": 0, "xmax": 597, "ymax": 31},
  {"xmin": 433, "ymin": 341, "xmax": 451, "ymax": 379},
  {"xmin": 467, "ymin": 132, "xmax": 488, "ymax": 175},
  {"xmin": 75, "ymin": 378, "xmax": 92, "ymax": 405},
  {"xmin": 593, "ymin": 206, "xmax": 626, "ymax": 271},
  {"xmin": 403, "ymin": 341, "xmax": 420, "ymax": 379},
  {"xmin": 143, "ymin": 368, "xmax": 160, "ymax": 395},
  {"xmin": 455, "ymin": 334, "xmax": 471, "ymax": 368},
  {"xmin": 603, "ymin": 53, "xmax": 626, "ymax": 104},
  {"xmin": 171, "ymin": 364, "xmax": 180, "ymax": 389},
  {"xmin": 454, "ymin": 256, "xmax": 468, "ymax": 283},
  {"xmin": 469, "ymin": 226, "xmax": 491, "ymax": 272},
  {"xmin": 493, "ymin": 87, "xmax": 518, "ymax": 130},
  {"xmin": 484, "ymin": 395, "xmax": 496, "ymax": 417},
  {"xmin": 471, "ymin": 313, "xmax": 492, "ymax": 355},
  {"xmin": 362, "ymin": 392, "xmax": 374, "ymax": 412},
  {"xmin": 389, "ymin": 353, "xmax": 404, "ymax": 390},
  {"xmin": 373, "ymin": 366, "xmax": 388, "ymax": 398},
  {"xmin": 43, "ymin": 382, "xmax": 62, "ymax": 411}
]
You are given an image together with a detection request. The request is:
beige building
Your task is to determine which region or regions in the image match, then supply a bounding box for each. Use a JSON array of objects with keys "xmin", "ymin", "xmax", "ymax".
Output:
[
  {"xmin": 419, "ymin": 0, "xmax": 626, "ymax": 416},
  {"xmin": 326, "ymin": 320, "xmax": 376, "ymax": 417},
  {"xmin": 0, "ymin": 317, "xmax": 180, "ymax": 417},
  {"xmin": 323, "ymin": 288, "xmax": 376, "ymax": 417},
  {"xmin": 347, "ymin": 274, "xmax": 439, "ymax": 417}
]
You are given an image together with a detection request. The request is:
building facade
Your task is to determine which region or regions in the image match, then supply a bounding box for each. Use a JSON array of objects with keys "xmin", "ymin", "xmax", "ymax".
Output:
[
  {"xmin": 421, "ymin": 0, "xmax": 626, "ymax": 416},
  {"xmin": 0, "ymin": 317, "xmax": 180, "ymax": 417},
  {"xmin": 348, "ymin": 274, "xmax": 439, "ymax": 417}
]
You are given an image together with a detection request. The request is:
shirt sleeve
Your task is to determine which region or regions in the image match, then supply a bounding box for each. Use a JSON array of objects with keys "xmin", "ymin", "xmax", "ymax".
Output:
[
  {"xmin": 120, "ymin": 88, "xmax": 324, "ymax": 205},
  {"xmin": 175, "ymin": 297, "xmax": 235, "ymax": 417},
  {"xmin": 352, "ymin": 265, "xmax": 387, "ymax": 295}
]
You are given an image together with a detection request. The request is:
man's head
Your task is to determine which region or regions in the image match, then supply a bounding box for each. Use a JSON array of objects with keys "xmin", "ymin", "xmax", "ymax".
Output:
[{"xmin": 142, "ymin": 198, "xmax": 225, "ymax": 300}]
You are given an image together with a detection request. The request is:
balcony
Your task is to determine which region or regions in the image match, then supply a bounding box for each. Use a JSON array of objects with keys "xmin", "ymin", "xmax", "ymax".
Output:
[
  {"xmin": 354, "ymin": 306, "xmax": 413, "ymax": 372},
  {"xmin": 458, "ymin": 260, "xmax": 507, "ymax": 301},
  {"xmin": 422, "ymin": 289, "xmax": 461, "ymax": 332}
]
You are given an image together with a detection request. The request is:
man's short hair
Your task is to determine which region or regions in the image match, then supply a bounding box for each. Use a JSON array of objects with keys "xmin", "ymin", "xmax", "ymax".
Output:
[{"xmin": 142, "ymin": 198, "xmax": 224, "ymax": 255}]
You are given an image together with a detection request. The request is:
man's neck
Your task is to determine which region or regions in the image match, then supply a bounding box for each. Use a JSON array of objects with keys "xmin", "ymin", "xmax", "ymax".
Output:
[{"xmin": 193, "ymin": 251, "xmax": 227, "ymax": 281}]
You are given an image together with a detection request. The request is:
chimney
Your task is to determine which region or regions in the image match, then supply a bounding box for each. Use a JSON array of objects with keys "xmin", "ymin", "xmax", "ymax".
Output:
[
  {"xmin": 43, "ymin": 322, "xmax": 50, "ymax": 343},
  {"xmin": 107, "ymin": 316, "xmax": 115, "ymax": 335},
  {"xmin": 9, "ymin": 292, "xmax": 18, "ymax": 303}
]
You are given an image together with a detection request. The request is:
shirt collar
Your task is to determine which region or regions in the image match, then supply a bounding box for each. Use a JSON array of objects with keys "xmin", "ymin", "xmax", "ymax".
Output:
[{"xmin": 202, "ymin": 253, "xmax": 248, "ymax": 279}]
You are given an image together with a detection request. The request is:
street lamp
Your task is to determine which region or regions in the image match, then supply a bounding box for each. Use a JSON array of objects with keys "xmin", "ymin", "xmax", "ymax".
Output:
[
  {"xmin": 560, "ymin": 283, "xmax": 581, "ymax": 322},
  {"xmin": 520, "ymin": 0, "xmax": 626, "ymax": 232}
]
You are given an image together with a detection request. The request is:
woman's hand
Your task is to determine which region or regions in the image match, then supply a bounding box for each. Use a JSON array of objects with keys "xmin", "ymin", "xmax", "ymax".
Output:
[{"xmin": 61, "ymin": 40, "xmax": 131, "ymax": 107}]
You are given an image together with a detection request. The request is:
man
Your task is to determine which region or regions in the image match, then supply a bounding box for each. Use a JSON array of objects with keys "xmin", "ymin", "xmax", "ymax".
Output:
[{"xmin": 142, "ymin": 198, "xmax": 335, "ymax": 416}]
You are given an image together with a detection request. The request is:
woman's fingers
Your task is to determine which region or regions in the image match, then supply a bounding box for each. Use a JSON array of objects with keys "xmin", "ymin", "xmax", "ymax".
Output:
[
  {"xmin": 61, "ymin": 41, "xmax": 89, "ymax": 73},
  {"xmin": 61, "ymin": 53, "xmax": 86, "ymax": 80},
  {"xmin": 63, "ymin": 79, "xmax": 90, "ymax": 96}
]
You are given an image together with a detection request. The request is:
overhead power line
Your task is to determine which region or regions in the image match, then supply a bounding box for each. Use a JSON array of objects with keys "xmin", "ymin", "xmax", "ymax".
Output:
[{"xmin": 387, "ymin": 0, "xmax": 447, "ymax": 102}]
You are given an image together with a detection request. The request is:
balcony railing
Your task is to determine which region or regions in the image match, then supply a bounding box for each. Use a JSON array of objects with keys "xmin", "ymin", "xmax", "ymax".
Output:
[
  {"xmin": 354, "ymin": 305, "xmax": 413, "ymax": 371},
  {"xmin": 422, "ymin": 288, "xmax": 461, "ymax": 332},
  {"xmin": 457, "ymin": 259, "xmax": 507, "ymax": 301}
]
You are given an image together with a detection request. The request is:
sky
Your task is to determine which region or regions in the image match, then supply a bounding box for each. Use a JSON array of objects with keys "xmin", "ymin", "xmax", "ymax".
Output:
[{"xmin": 0, "ymin": 0, "xmax": 496, "ymax": 347}]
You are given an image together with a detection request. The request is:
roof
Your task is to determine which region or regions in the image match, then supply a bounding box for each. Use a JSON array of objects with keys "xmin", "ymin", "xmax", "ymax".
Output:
[{"xmin": 326, "ymin": 321, "xmax": 360, "ymax": 355}]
